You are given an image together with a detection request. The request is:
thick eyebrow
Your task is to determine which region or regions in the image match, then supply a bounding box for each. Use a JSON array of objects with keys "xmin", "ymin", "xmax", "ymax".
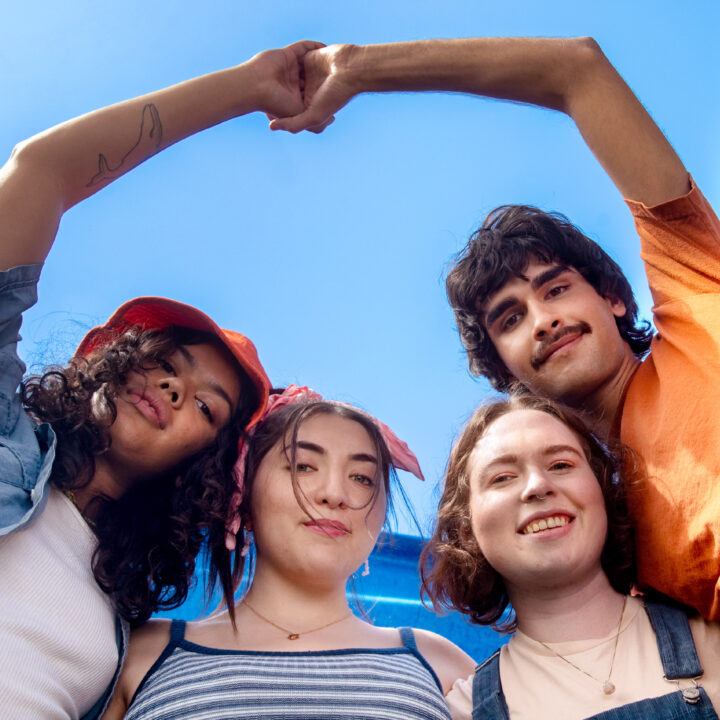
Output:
[
  {"xmin": 529, "ymin": 265, "xmax": 570, "ymax": 292},
  {"xmin": 177, "ymin": 345, "xmax": 234, "ymax": 414},
  {"xmin": 484, "ymin": 265, "xmax": 571, "ymax": 328},
  {"xmin": 296, "ymin": 441, "xmax": 377, "ymax": 465},
  {"xmin": 485, "ymin": 297, "xmax": 519, "ymax": 328}
]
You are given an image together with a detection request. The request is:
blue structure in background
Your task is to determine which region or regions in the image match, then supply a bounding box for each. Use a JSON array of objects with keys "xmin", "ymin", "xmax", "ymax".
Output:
[{"xmin": 161, "ymin": 532, "xmax": 506, "ymax": 662}]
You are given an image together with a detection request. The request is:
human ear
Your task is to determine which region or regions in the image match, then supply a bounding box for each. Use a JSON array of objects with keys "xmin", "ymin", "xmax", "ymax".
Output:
[{"xmin": 605, "ymin": 294, "xmax": 627, "ymax": 318}]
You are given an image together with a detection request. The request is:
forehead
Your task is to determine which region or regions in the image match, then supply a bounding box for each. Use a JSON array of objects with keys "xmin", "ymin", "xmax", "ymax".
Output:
[
  {"xmin": 469, "ymin": 409, "xmax": 583, "ymax": 468},
  {"xmin": 294, "ymin": 412, "xmax": 375, "ymax": 454}
]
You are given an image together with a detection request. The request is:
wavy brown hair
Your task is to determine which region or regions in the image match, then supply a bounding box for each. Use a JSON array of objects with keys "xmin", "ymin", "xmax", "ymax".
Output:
[
  {"xmin": 22, "ymin": 326, "xmax": 257, "ymax": 625},
  {"xmin": 208, "ymin": 393, "xmax": 410, "ymax": 625},
  {"xmin": 421, "ymin": 394, "xmax": 636, "ymax": 632},
  {"xmin": 445, "ymin": 205, "xmax": 653, "ymax": 391}
]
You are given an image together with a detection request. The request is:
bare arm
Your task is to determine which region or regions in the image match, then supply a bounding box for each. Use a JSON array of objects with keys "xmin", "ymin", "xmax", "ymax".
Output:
[
  {"xmin": 0, "ymin": 41, "xmax": 322, "ymax": 271},
  {"xmin": 100, "ymin": 620, "xmax": 171, "ymax": 720},
  {"xmin": 272, "ymin": 37, "xmax": 689, "ymax": 206},
  {"xmin": 413, "ymin": 627, "xmax": 476, "ymax": 695}
]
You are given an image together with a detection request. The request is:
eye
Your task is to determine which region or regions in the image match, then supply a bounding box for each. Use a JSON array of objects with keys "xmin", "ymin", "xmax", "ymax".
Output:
[
  {"xmin": 488, "ymin": 472, "xmax": 515, "ymax": 486},
  {"xmin": 501, "ymin": 311, "xmax": 523, "ymax": 332},
  {"xmin": 196, "ymin": 398, "xmax": 214, "ymax": 423},
  {"xmin": 159, "ymin": 358, "xmax": 176, "ymax": 374},
  {"xmin": 351, "ymin": 473, "xmax": 375, "ymax": 487},
  {"xmin": 546, "ymin": 283, "xmax": 569, "ymax": 299},
  {"xmin": 295, "ymin": 463, "xmax": 315, "ymax": 473},
  {"xmin": 548, "ymin": 460, "xmax": 574, "ymax": 472}
]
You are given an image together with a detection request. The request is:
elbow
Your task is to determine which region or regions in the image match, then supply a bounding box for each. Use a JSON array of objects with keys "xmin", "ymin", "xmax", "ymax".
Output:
[{"xmin": 559, "ymin": 36, "xmax": 613, "ymax": 113}]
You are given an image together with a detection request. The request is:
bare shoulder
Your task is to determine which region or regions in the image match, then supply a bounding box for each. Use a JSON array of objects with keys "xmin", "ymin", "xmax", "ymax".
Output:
[
  {"xmin": 412, "ymin": 627, "xmax": 476, "ymax": 695},
  {"xmin": 101, "ymin": 619, "xmax": 173, "ymax": 719}
]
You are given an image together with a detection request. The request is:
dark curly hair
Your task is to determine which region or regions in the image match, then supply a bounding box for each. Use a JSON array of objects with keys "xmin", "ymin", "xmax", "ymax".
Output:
[
  {"xmin": 207, "ymin": 393, "xmax": 410, "ymax": 625},
  {"xmin": 22, "ymin": 326, "xmax": 258, "ymax": 626},
  {"xmin": 445, "ymin": 205, "xmax": 653, "ymax": 391},
  {"xmin": 420, "ymin": 393, "xmax": 637, "ymax": 632}
]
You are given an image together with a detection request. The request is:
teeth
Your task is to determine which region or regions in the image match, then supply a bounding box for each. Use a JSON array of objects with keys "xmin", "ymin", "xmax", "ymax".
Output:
[{"xmin": 523, "ymin": 516, "xmax": 569, "ymax": 534}]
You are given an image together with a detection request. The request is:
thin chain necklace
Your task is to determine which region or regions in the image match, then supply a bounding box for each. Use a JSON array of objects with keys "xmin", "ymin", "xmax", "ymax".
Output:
[
  {"xmin": 63, "ymin": 490, "xmax": 97, "ymax": 529},
  {"xmin": 535, "ymin": 595, "xmax": 627, "ymax": 695},
  {"xmin": 243, "ymin": 601, "xmax": 353, "ymax": 641}
]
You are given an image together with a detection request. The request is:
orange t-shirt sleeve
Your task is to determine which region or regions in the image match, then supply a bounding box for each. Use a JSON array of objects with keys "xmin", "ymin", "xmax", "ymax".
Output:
[
  {"xmin": 622, "ymin": 176, "xmax": 720, "ymax": 619},
  {"xmin": 626, "ymin": 176, "xmax": 720, "ymax": 306}
]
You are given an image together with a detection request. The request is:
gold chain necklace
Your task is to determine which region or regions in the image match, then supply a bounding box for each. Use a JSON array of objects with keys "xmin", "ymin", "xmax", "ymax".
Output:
[
  {"xmin": 535, "ymin": 595, "xmax": 627, "ymax": 695},
  {"xmin": 63, "ymin": 490, "xmax": 97, "ymax": 529},
  {"xmin": 243, "ymin": 601, "xmax": 353, "ymax": 641}
]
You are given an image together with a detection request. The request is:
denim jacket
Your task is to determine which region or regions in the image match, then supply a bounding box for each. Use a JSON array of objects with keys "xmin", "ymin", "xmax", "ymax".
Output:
[{"xmin": 0, "ymin": 264, "xmax": 127, "ymax": 720}]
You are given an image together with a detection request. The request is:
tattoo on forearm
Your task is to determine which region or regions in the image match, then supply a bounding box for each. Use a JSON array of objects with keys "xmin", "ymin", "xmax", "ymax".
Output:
[{"xmin": 86, "ymin": 103, "xmax": 163, "ymax": 187}]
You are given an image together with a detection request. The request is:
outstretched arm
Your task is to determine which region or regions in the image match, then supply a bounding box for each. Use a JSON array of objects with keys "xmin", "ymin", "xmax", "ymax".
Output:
[
  {"xmin": 0, "ymin": 41, "xmax": 322, "ymax": 271},
  {"xmin": 272, "ymin": 37, "xmax": 689, "ymax": 207}
]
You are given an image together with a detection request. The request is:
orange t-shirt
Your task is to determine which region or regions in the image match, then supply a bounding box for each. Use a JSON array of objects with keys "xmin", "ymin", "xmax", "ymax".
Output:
[{"xmin": 622, "ymin": 177, "xmax": 720, "ymax": 619}]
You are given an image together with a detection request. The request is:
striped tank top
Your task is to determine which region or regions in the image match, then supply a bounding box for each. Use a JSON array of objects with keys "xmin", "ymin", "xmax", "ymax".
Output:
[{"xmin": 125, "ymin": 620, "xmax": 452, "ymax": 719}]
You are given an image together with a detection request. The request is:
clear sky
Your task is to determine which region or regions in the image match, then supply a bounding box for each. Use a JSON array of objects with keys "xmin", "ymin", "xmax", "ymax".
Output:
[{"xmin": 3, "ymin": 1, "xmax": 719, "ymax": 535}]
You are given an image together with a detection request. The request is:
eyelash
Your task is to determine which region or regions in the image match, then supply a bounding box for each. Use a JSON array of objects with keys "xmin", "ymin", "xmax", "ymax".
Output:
[{"xmin": 159, "ymin": 357, "xmax": 214, "ymax": 423}]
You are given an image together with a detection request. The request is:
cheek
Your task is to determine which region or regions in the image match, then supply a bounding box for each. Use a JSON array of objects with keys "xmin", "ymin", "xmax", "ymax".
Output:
[{"xmin": 469, "ymin": 492, "xmax": 502, "ymax": 555}]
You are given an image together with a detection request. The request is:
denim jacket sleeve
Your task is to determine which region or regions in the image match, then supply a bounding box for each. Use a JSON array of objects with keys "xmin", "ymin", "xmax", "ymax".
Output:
[{"xmin": 0, "ymin": 263, "xmax": 57, "ymax": 535}]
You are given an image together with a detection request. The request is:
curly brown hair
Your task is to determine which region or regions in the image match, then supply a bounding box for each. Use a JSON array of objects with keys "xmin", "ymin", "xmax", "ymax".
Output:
[
  {"xmin": 207, "ymin": 394, "xmax": 406, "ymax": 624},
  {"xmin": 420, "ymin": 394, "xmax": 636, "ymax": 632},
  {"xmin": 22, "ymin": 326, "xmax": 257, "ymax": 626},
  {"xmin": 445, "ymin": 205, "xmax": 653, "ymax": 391}
]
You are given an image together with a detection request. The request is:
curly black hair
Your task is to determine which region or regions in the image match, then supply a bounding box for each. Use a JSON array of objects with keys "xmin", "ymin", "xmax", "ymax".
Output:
[
  {"xmin": 22, "ymin": 325, "xmax": 257, "ymax": 625},
  {"xmin": 446, "ymin": 204, "xmax": 653, "ymax": 390}
]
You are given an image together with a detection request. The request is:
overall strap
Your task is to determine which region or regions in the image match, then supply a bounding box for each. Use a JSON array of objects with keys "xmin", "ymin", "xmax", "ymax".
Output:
[
  {"xmin": 472, "ymin": 651, "xmax": 510, "ymax": 720},
  {"xmin": 644, "ymin": 600, "xmax": 703, "ymax": 679},
  {"xmin": 169, "ymin": 619, "xmax": 187, "ymax": 645},
  {"xmin": 398, "ymin": 627, "xmax": 417, "ymax": 651}
]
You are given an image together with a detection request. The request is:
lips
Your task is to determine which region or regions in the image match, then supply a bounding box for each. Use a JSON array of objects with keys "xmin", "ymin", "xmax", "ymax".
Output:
[
  {"xmin": 519, "ymin": 511, "xmax": 574, "ymax": 535},
  {"xmin": 531, "ymin": 322, "xmax": 591, "ymax": 370},
  {"xmin": 304, "ymin": 518, "xmax": 350, "ymax": 537},
  {"xmin": 126, "ymin": 388, "xmax": 168, "ymax": 428}
]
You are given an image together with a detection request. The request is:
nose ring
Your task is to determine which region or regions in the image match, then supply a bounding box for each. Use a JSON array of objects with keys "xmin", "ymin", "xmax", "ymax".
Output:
[{"xmin": 535, "ymin": 492, "xmax": 548, "ymax": 501}]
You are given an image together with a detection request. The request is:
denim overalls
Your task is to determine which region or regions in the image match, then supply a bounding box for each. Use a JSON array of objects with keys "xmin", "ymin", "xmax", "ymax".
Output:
[{"xmin": 471, "ymin": 601, "xmax": 718, "ymax": 720}]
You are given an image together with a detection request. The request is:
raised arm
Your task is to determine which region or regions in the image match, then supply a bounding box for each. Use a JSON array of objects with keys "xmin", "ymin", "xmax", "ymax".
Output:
[
  {"xmin": 272, "ymin": 37, "xmax": 689, "ymax": 206},
  {"xmin": 0, "ymin": 41, "xmax": 322, "ymax": 271}
]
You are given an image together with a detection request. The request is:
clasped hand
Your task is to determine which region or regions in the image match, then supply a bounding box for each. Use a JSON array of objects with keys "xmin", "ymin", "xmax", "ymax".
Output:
[{"xmin": 251, "ymin": 41, "xmax": 355, "ymax": 135}]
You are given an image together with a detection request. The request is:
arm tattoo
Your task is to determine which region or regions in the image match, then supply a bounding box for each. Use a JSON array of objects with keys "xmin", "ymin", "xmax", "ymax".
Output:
[{"xmin": 86, "ymin": 103, "xmax": 163, "ymax": 187}]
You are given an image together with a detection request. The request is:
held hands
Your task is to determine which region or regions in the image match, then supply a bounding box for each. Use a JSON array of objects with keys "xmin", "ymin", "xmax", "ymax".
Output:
[
  {"xmin": 267, "ymin": 44, "xmax": 358, "ymax": 134},
  {"xmin": 246, "ymin": 41, "xmax": 327, "ymax": 125}
]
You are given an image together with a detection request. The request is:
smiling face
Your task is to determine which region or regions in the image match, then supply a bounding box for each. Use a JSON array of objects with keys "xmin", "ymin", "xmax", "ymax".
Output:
[
  {"xmin": 483, "ymin": 262, "xmax": 633, "ymax": 404},
  {"xmin": 468, "ymin": 408, "xmax": 608, "ymax": 597},
  {"xmin": 98, "ymin": 341, "xmax": 242, "ymax": 487},
  {"xmin": 249, "ymin": 412, "xmax": 387, "ymax": 588}
]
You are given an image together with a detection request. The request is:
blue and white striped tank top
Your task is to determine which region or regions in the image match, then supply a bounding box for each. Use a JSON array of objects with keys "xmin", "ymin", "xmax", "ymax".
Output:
[{"xmin": 125, "ymin": 620, "xmax": 452, "ymax": 719}]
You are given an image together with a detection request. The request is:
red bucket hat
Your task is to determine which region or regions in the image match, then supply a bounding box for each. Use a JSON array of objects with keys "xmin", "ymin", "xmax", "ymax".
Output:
[{"xmin": 76, "ymin": 297, "xmax": 270, "ymax": 428}]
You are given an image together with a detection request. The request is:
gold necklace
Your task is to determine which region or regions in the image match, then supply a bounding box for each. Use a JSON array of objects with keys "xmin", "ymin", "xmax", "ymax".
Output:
[
  {"xmin": 63, "ymin": 490, "xmax": 97, "ymax": 529},
  {"xmin": 535, "ymin": 595, "xmax": 627, "ymax": 695},
  {"xmin": 243, "ymin": 601, "xmax": 353, "ymax": 641}
]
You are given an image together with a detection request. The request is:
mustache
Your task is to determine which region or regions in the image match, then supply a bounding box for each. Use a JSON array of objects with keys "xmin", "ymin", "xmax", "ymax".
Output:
[{"xmin": 531, "ymin": 322, "xmax": 592, "ymax": 370}]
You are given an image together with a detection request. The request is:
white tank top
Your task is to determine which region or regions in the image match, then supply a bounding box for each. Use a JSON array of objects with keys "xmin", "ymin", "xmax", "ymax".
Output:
[{"xmin": 0, "ymin": 487, "xmax": 118, "ymax": 718}]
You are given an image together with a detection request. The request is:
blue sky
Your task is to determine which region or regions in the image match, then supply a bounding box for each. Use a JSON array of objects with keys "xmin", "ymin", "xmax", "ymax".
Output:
[{"xmin": 3, "ymin": 1, "xmax": 719, "ymax": 534}]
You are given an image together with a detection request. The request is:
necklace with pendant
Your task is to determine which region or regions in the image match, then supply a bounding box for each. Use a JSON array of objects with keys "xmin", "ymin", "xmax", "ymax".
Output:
[
  {"xmin": 243, "ymin": 601, "xmax": 353, "ymax": 641},
  {"xmin": 535, "ymin": 595, "xmax": 627, "ymax": 695}
]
